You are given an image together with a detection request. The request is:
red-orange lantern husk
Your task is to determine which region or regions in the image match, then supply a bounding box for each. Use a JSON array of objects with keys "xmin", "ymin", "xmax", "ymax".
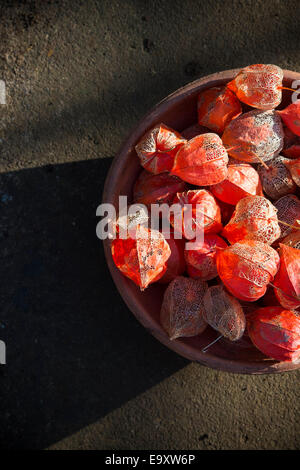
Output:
[
  {"xmin": 284, "ymin": 157, "xmax": 300, "ymax": 187},
  {"xmin": 159, "ymin": 231, "xmax": 186, "ymax": 284},
  {"xmin": 274, "ymin": 194, "xmax": 300, "ymax": 239},
  {"xmin": 273, "ymin": 244, "xmax": 300, "ymax": 310},
  {"xmin": 160, "ymin": 276, "xmax": 208, "ymax": 340},
  {"xmin": 257, "ymin": 156, "xmax": 297, "ymax": 200},
  {"xmin": 197, "ymin": 86, "xmax": 242, "ymax": 134},
  {"xmin": 247, "ymin": 307, "xmax": 300, "ymax": 362},
  {"xmin": 184, "ymin": 234, "xmax": 227, "ymax": 281},
  {"xmin": 210, "ymin": 162, "xmax": 263, "ymax": 205},
  {"xmin": 133, "ymin": 170, "xmax": 186, "ymax": 207},
  {"xmin": 216, "ymin": 240, "xmax": 280, "ymax": 302},
  {"xmin": 135, "ymin": 123, "xmax": 186, "ymax": 174},
  {"xmin": 203, "ymin": 285, "xmax": 246, "ymax": 340},
  {"xmin": 218, "ymin": 199, "xmax": 235, "ymax": 225},
  {"xmin": 222, "ymin": 109, "xmax": 284, "ymax": 164},
  {"xmin": 278, "ymin": 101, "xmax": 300, "ymax": 137},
  {"xmin": 227, "ymin": 64, "xmax": 283, "ymax": 110},
  {"xmin": 282, "ymin": 127, "xmax": 300, "ymax": 159},
  {"xmin": 111, "ymin": 225, "xmax": 171, "ymax": 290},
  {"xmin": 222, "ymin": 196, "xmax": 281, "ymax": 245},
  {"xmin": 171, "ymin": 133, "xmax": 228, "ymax": 186},
  {"xmin": 170, "ymin": 189, "xmax": 222, "ymax": 240}
]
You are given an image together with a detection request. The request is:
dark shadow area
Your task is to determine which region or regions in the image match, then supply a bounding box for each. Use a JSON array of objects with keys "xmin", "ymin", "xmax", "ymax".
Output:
[{"xmin": 0, "ymin": 160, "xmax": 188, "ymax": 449}]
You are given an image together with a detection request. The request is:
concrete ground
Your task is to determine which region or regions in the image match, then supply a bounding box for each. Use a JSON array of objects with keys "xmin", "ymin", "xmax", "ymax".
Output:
[{"xmin": 0, "ymin": 0, "xmax": 299, "ymax": 450}]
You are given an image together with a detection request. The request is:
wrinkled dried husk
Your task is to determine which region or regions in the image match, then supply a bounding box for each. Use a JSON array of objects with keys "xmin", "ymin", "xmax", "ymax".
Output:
[
  {"xmin": 133, "ymin": 170, "xmax": 186, "ymax": 207},
  {"xmin": 222, "ymin": 109, "xmax": 284, "ymax": 163},
  {"xmin": 274, "ymin": 195, "xmax": 300, "ymax": 239},
  {"xmin": 160, "ymin": 276, "xmax": 208, "ymax": 340},
  {"xmin": 135, "ymin": 123, "xmax": 186, "ymax": 174},
  {"xmin": 227, "ymin": 64, "xmax": 283, "ymax": 110},
  {"xmin": 111, "ymin": 226, "xmax": 171, "ymax": 290},
  {"xmin": 211, "ymin": 162, "xmax": 262, "ymax": 205},
  {"xmin": 171, "ymin": 133, "xmax": 228, "ymax": 186},
  {"xmin": 216, "ymin": 240, "xmax": 280, "ymax": 302},
  {"xmin": 203, "ymin": 285, "xmax": 246, "ymax": 340},
  {"xmin": 222, "ymin": 196, "xmax": 281, "ymax": 245},
  {"xmin": 257, "ymin": 156, "xmax": 296, "ymax": 199},
  {"xmin": 247, "ymin": 307, "xmax": 300, "ymax": 361},
  {"xmin": 273, "ymin": 244, "xmax": 300, "ymax": 310}
]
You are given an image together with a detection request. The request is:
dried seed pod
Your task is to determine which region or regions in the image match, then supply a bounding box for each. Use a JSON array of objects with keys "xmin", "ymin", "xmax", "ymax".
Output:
[
  {"xmin": 111, "ymin": 225, "xmax": 171, "ymax": 290},
  {"xmin": 171, "ymin": 133, "xmax": 228, "ymax": 186},
  {"xmin": 282, "ymin": 127, "xmax": 300, "ymax": 159},
  {"xmin": 184, "ymin": 234, "xmax": 228, "ymax": 281},
  {"xmin": 274, "ymin": 195, "xmax": 300, "ymax": 239},
  {"xmin": 273, "ymin": 244, "xmax": 300, "ymax": 310},
  {"xmin": 203, "ymin": 285, "xmax": 246, "ymax": 341},
  {"xmin": 222, "ymin": 196, "xmax": 281, "ymax": 245},
  {"xmin": 159, "ymin": 231, "xmax": 186, "ymax": 284},
  {"xmin": 222, "ymin": 109, "xmax": 284, "ymax": 164},
  {"xmin": 116, "ymin": 205, "xmax": 149, "ymax": 239},
  {"xmin": 170, "ymin": 189, "xmax": 222, "ymax": 240},
  {"xmin": 281, "ymin": 231, "xmax": 300, "ymax": 250},
  {"xmin": 133, "ymin": 170, "xmax": 186, "ymax": 207},
  {"xmin": 160, "ymin": 276, "xmax": 208, "ymax": 340},
  {"xmin": 284, "ymin": 158, "xmax": 300, "ymax": 187},
  {"xmin": 247, "ymin": 307, "xmax": 300, "ymax": 362},
  {"xmin": 227, "ymin": 64, "xmax": 283, "ymax": 110},
  {"xmin": 257, "ymin": 156, "xmax": 296, "ymax": 199},
  {"xmin": 278, "ymin": 101, "xmax": 300, "ymax": 136},
  {"xmin": 210, "ymin": 162, "xmax": 262, "ymax": 205},
  {"xmin": 216, "ymin": 240, "xmax": 280, "ymax": 302},
  {"xmin": 197, "ymin": 86, "xmax": 242, "ymax": 134},
  {"xmin": 135, "ymin": 123, "xmax": 186, "ymax": 174}
]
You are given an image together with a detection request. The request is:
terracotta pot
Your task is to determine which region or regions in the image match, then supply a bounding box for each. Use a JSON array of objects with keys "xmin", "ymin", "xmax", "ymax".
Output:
[{"xmin": 102, "ymin": 68, "xmax": 300, "ymax": 374}]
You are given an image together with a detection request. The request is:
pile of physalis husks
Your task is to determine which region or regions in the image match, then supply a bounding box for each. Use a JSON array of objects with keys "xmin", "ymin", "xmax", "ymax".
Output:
[{"xmin": 111, "ymin": 64, "xmax": 300, "ymax": 363}]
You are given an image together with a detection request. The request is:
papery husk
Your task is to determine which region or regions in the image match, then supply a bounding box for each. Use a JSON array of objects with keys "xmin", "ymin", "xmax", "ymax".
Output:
[
  {"xmin": 160, "ymin": 276, "xmax": 208, "ymax": 340},
  {"xmin": 203, "ymin": 285, "xmax": 246, "ymax": 341}
]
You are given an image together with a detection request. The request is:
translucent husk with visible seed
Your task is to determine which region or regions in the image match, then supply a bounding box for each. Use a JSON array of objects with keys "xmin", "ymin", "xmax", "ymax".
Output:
[
  {"xmin": 203, "ymin": 285, "xmax": 246, "ymax": 341},
  {"xmin": 160, "ymin": 276, "xmax": 208, "ymax": 340}
]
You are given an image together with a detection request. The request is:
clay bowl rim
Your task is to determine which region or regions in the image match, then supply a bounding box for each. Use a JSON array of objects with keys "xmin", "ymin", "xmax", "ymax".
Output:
[{"xmin": 102, "ymin": 67, "xmax": 300, "ymax": 374}]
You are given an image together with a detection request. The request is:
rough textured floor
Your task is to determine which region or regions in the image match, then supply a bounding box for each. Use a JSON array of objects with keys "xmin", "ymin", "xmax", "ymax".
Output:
[{"xmin": 0, "ymin": 0, "xmax": 299, "ymax": 450}]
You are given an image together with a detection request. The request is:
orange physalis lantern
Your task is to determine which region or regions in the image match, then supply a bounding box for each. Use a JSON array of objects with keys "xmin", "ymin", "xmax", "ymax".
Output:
[
  {"xmin": 111, "ymin": 225, "xmax": 171, "ymax": 290},
  {"xmin": 170, "ymin": 189, "xmax": 222, "ymax": 240},
  {"xmin": 284, "ymin": 158, "xmax": 300, "ymax": 187},
  {"xmin": 160, "ymin": 276, "xmax": 208, "ymax": 340},
  {"xmin": 135, "ymin": 123, "xmax": 186, "ymax": 174},
  {"xmin": 222, "ymin": 110, "xmax": 284, "ymax": 164},
  {"xmin": 210, "ymin": 162, "xmax": 262, "ymax": 205},
  {"xmin": 257, "ymin": 156, "xmax": 296, "ymax": 200},
  {"xmin": 133, "ymin": 170, "xmax": 186, "ymax": 207},
  {"xmin": 278, "ymin": 101, "xmax": 300, "ymax": 136},
  {"xmin": 197, "ymin": 86, "xmax": 242, "ymax": 134},
  {"xmin": 227, "ymin": 64, "xmax": 283, "ymax": 110},
  {"xmin": 184, "ymin": 234, "xmax": 228, "ymax": 281},
  {"xmin": 222, "ymin": 196, "xmax": 281, "ymax": 245},
  {"xmin": 203, "ymin": 285, "xmax": 246, "ymax": 341},
  {"xmin": 247, "ymin": 307, "xmax": 300, "ymax": 362},
  {"xmin": 216, "ymin": 240, "xmax": 280, "ymax": 302},
  {"xmin": 159, "ymin": 231, "xmax": 186, "ymax": 284},
  {"xmin": 171, "ymin": 133, "xmax": 228, "ymax": 186},
  {"xmin": 274, "ymin": 195, "xmax": 300, "ymax": 239},
  {"xmin": 273, "ymin": 244, "xmax": 300, "ymax": 310}
]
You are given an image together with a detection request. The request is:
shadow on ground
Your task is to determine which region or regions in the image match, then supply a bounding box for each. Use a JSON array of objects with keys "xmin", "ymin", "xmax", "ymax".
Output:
[{"xmin": 0, "ymin": 159, "xmax": 188, "ymax": 449}]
